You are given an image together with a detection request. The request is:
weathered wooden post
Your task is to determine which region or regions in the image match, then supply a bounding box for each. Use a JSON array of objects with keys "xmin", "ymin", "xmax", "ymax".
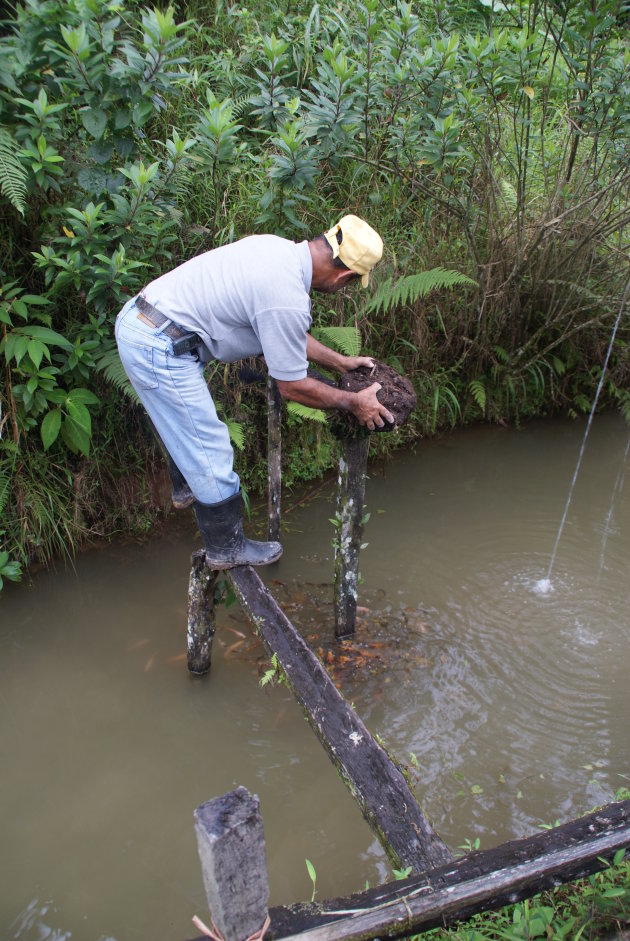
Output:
[
  {"xmin": 267, "ymin": 377, "xmax": 282, "ymax": 541},
  {"xmin": 187, "ymin": 550, "xmax": 218, "ymax": 675},
  {"xmin": 331, "ymin": 362, "xmax": 417, "ymax": 639},
  {"xmin": 333, "ymin": 434, "xmax": 370, "ymax": 638},
  {"xmin": 193, "ymin": 786, "xmax": 270, "ymax": 941}
]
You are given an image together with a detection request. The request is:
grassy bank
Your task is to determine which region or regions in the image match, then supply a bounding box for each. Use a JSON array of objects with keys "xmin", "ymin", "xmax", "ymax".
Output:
[
  {"xmin": 1, "ymin": 0, "xmax": 629, "ymax": 587},
  {"xmin": 424, "ymin": 839, "xmax": 629, "ymax": 940}
]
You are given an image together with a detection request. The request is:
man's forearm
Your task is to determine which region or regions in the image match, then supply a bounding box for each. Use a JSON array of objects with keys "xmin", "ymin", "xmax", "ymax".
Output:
[
  {"xmin": 275, "ymin": 376, "xmax": 354, "ymax": 411},
  {"xmin": 305, "ymin": 334, "xmax": 346, "ymax": 372}
]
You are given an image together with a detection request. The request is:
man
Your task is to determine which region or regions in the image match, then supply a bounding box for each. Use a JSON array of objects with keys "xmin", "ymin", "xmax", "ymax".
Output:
[{"xmin": 115, "ymin": 214, "xmax": 394, "ymax": 568}]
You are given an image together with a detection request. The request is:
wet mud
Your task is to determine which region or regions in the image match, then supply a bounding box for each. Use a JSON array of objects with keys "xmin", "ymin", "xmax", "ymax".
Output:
[{"xmin": 334, "ymin": 362, "xmax": 417, "ymax": 436}]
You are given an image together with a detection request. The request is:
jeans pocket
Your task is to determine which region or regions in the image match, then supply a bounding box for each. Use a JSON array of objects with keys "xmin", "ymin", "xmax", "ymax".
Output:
[{"xmin": 119, "ymin": 339, "xmax": 159, "ymax": 391}]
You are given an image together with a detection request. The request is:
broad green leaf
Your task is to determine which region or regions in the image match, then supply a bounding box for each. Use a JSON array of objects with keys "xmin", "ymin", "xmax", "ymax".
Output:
[
  {"xmin": 66, "ymin": 400, "xmax": 91, "ymax": 434},
  {"xmin": 77, "ymin": 167, "xmax": 108, "ymax": 193},
  {"xmin": 81, "ymin": 108, "xmax": 108, "ymax": 139},
  {"xmin": 113, "ymin": 109, "xmax": 132, "ymax": 130},
  {"xmin": 27, "ymin": 339, "xmax": 45, "ymax": 369},
  {"xmin": 89, "ymin": 141, "xmax": 114, "ymax": 164},
  {"xmin": 20, "ymin": 295, "xmax": 50, "ymax": 306},
  {"xmin": 11, "ymin": 326, "xmax": 73, "ymax": 351},
  {"xmin": 62, "ymin": 415, "xmax": 90, "ymax": 456},
  {"xmin": 66, "ymin": 388, "xmax": 100, "ymax": 407},
  {"xmin": 41, "ymin": 409, "xmax": 62, "ymax": 450}
]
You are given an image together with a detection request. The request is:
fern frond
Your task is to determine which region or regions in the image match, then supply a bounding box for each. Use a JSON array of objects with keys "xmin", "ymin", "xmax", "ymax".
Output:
[
  {"xmin": 94, "ymin": 346, "xmax": 139, "ymax": 403},
  {"xmin": 367, "ymin": 268, "xmax": 476, "ymax": 317},
  {"xmin": 498, "ymin": 178, "xmax": 517, "ymax": 214},
  {"xmin": 315, "ymin": 325, "xmax": 360, "ymax": 357},
  {"xmin": 545, "ymin": 279, "xmax": 610, "ymax": 308},
  {"xmin": 227, "ymin": 420, "xmax": 245, "ymax": 451},
  {"xmin": 615, "ymin": 389, "xmax": 630, "ymax": 424},
  {"xmin": 0, "ymin": 129, "xmax": 28, "ymax": 216},
  {"xmin": 469, "ymin": 378, "xmax": 487, "ymax": 411},
  {"xmin": 286, "ymin": 401, "xmax": 327, "ymax": 424},
  {"xmin": 231, "ymin": 93, "xmax": 255, "ymax": 119},
  {"xmin": 0, "ymin": 469, "xmax": 10, "ymax": 517}
]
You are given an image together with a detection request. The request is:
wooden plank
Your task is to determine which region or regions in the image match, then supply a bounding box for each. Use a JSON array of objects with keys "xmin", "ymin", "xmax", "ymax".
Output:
[
  {"xmin": 265, "ymin": 799, "xmax": 630, "ymax": 941},
  {"xmin": 225, "ymin": 565, "xmax": 452, "ymax": 873}
]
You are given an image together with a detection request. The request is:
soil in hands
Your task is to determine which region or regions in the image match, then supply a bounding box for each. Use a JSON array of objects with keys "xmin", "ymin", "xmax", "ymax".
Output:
[{"xmin": 332, "ymin": 362, "xmax": 417, "ymax": 437}]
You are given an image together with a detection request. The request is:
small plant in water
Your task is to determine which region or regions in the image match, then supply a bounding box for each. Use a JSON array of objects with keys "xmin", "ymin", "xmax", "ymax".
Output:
[
  {"xmin": 305, "ymin": 858, "xmax": 317, "ymax": 902},
  {"xmin": 457, "ymin": 836, "xmax": 481, "ymax": 855},
  {"xmin": 260, "ymin": 652, "xmax": 280, "ymax": 688}
]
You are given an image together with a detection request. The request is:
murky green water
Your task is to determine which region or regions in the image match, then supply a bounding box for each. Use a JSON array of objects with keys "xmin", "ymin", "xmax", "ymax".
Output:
[{"xmin": 2, "ymin": 412, "xmax": 630, "ymax": 940}]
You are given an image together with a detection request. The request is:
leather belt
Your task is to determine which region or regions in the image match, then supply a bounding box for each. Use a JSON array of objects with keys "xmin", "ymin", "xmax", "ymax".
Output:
[{"xmin": 136, "ymin": 294, "xmax": 187, "ymax": 340}]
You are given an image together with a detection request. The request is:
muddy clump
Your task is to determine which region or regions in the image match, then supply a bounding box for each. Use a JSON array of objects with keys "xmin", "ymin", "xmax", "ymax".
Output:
[{"xmin": 330, "ymin": 361, "xmax": 417, "ymax": 438}]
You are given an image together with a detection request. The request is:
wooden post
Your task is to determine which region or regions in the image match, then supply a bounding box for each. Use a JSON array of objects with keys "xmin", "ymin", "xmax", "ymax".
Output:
[
  {"xmin": 267, "ymin": 376, "xmax": 282, "ymax": 541},
  {"xmin": 226, "ymin": 566, "xmax": 452, "ymax": 873},
  {"xmin": 194, "ymin": 786, "xmax": 270, "ymax": 941},
  {"xmin": 333, "ymin": 435, "xmax": 370, "ymax": 638},
  {"xmin": 187, "ymin": 550, "xmax": 218, "ymax": 675}
]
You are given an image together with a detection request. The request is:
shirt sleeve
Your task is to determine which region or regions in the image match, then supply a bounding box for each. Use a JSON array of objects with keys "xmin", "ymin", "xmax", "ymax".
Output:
[{"xmin": 253, "ymin": 307, "xmax": 312, "ymax": 381}]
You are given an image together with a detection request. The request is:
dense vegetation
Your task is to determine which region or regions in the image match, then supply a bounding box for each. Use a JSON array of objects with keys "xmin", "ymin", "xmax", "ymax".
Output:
[{"xmin": 1, "ymin": 0, "xmax": 629, "ymax": 587}]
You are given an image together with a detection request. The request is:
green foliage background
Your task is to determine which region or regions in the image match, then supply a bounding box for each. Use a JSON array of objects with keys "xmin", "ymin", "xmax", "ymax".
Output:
[{"xmin": 1, "ymin": 0, "xmax": 629, "ymax": 584}]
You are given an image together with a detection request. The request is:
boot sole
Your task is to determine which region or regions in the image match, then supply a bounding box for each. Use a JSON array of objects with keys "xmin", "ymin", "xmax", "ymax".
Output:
[
  {"xmin": 204, "ymin": 547, "xmax": 283, "ymax": 569},
  {"xmin": 172, "ymin": 494, "xmax": 195, "ymax": 510}
]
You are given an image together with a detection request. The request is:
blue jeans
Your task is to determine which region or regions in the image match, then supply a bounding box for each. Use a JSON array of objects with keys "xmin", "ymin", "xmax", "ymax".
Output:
[{"xmin": 115, "ymin": 297, "xmax": 240, "ymax": 505}]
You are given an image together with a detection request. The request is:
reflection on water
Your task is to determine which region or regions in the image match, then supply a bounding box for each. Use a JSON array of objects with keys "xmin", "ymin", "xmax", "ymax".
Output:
[{"xmin": 2, "ymin": 412, "xmax": 630, "ymax": 940}]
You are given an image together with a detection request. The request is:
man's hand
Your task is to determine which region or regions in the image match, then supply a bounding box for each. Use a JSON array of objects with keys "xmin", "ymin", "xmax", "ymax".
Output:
[
  {"xmin": 274, "ymin": 376, "xmax": 394, "ymax": 431},
  {"xmin": 352, "ymin": 382, "xmax": 395, "ymax": 431},
  {"xmin": 306, "ymin": 335, "xmax": 377, "ymax": 374},
  {"xmin": 343, "ymin": 355, "xmax": 375, "ymax": 372}
]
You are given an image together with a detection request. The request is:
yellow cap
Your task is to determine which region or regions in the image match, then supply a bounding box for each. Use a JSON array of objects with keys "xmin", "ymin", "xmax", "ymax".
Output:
[{"xmin": 324, "ymin": 214, "xmax": 383, "ymax": 287}]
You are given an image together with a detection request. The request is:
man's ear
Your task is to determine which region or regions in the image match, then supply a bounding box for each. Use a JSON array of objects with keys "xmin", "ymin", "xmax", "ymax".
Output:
[{"xmin": 330, "ymin": 267, "xmax": 360, "ymax": 290}]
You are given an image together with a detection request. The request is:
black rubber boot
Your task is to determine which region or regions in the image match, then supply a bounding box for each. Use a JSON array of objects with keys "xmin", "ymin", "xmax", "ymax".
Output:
[
  {"xmin": 194, "ymin": 491, "xmax": 283, "ymax": 568},
  {"xmin": 168, "ymin": 457, "xmax": 194, "ymax": 510}
]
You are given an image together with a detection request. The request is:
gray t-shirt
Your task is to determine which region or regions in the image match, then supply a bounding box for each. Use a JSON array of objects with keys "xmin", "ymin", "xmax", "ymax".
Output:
[{"xmin": 142, "ymin": 235, "xmax": 313, "ymax": 381}]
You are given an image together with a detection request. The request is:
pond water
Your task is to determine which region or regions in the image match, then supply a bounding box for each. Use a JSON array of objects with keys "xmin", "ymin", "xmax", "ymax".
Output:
[{"xmin": 2, "ymin": 412, "xmax": 630, "ymax": 941}]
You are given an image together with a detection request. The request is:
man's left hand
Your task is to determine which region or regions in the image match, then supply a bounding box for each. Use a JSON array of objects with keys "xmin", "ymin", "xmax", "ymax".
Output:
[{"xmin": 344, "ymin": 355, "xmax": 375, "ymax": 372}]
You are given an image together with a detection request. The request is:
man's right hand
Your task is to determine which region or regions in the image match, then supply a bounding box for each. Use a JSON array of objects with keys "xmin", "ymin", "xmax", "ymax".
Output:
[
  {"xmin": 275, "ymin": 376, "xmax": 394, "ymax": 430},
  {"xmin": 352, "ymin": 383, "xmax": 395, "ymax": 431}
]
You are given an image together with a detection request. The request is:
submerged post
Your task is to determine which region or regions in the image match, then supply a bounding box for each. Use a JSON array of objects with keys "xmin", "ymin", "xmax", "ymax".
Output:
[
  {"xmin": 187, "ymin": 550, "xmax": 218, "ymax": 675},
  {"xmin": 333, "ymin": 435, "xmax": 370, "ymax": 638},
  {"xmin": 267, "ymin": 377, "xmax": 282, "ymax": 541},
  {"xmin": 193, "ymin": 786, "xmax": 270, "ymax": 941}
]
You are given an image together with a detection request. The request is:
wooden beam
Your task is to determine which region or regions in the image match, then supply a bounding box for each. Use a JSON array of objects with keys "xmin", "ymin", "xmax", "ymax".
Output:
[
  {"xmin": 265, "ymin": 799, "xmax": 630, "ymax": 941},
  {"xmin": 225, "ymin": 565, "xmax": 451, "ymax": 873}
]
